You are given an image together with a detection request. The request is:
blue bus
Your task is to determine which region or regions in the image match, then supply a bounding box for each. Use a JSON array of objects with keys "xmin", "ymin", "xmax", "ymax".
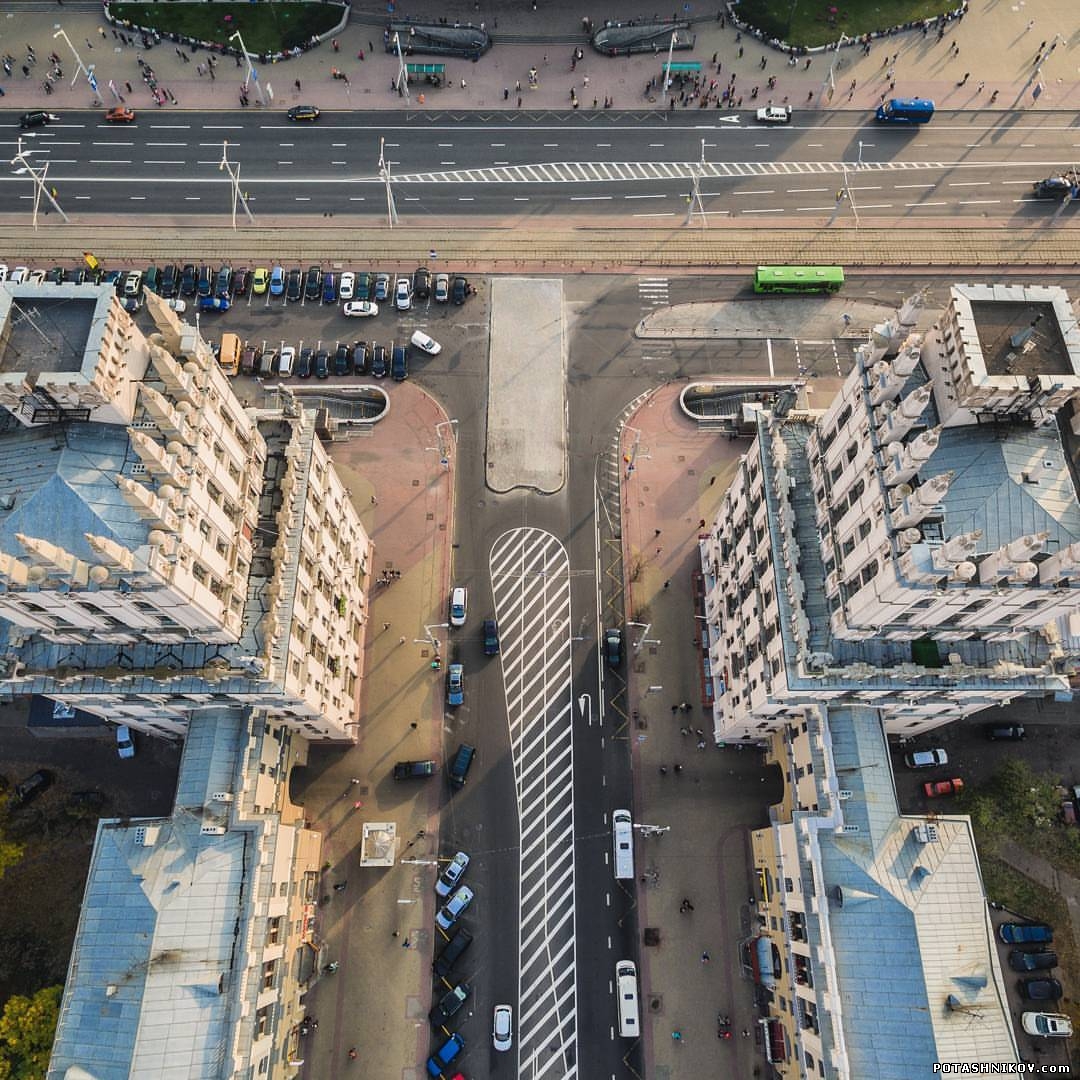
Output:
[{"xmin": 876, "ymin": 98, "xmax": 935, "ymax": 124}]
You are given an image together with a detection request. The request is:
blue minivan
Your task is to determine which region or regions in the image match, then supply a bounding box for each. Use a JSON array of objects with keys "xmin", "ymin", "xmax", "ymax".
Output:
[{"xmin": 322, "ymin": 272, "xmax": 337, "ymax": 304}]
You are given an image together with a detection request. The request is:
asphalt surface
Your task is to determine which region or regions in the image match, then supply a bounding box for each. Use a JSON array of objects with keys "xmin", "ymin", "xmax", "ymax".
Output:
[{"xmin": 5, "ymin": 108, "xmax": 1080, "ymax": 220}]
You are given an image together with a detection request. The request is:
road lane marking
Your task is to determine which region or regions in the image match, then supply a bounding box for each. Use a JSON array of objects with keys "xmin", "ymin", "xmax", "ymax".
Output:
[
  {"xmin": 907, "ymin": 200, "xmax": 947, "ymax": 206},
  {"xmin": 958, "ymin": 198, "xmax": 1001, "ymax": 204},
  {"xmin": 144, "ymin": 160, "xmax": 186, "ymax": 165},
  {"xmin": 797, "ymin": 205, "xmax": 837, "ymax": 211},
  {"xmin": 625, "ymin": 193, "xmax": 666, "ymax": 199},
  {"xmin": 89, "ymin": 159, "xmax": 131, "ymax": 164},
  {"xmin": 735, "ymin": 190, "xmax": 776, "ymax": 195},
  {"xmin": 948, "ymin": 180, "xmax": 990, "ymax": 187},
  {"xmin": 92, "ymin": 141, "xmax": 133, "ymax": 146},
  {"xmin": 146, "ymin": 142, "xmax": 188, "ymax": 147},
  {"xmin": 787, "ymin": 187, "xmax": 828, "ymax": 193},
  {"xmin": 858, "ymin": 203, "xmax": 893, "ymax": 209},
  {"xmin": 741, "ymin": 207, "xmax": 784, "ymax": 214},
  {"xmin": 570, "ymin": 195, "xmax": 612, "ymax": 200},
  {"xmin": 895, "ymin": 183, "xmax": 936, "ymax": 189}
]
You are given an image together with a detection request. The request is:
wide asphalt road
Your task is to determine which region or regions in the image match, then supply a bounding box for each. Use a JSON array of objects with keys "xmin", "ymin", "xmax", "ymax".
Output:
[{"xmin": 3, "ymin": 108, "xmax": 1078, "ymax": 220}]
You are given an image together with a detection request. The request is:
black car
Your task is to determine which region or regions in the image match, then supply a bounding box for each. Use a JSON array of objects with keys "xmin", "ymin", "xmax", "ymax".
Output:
[
  {"xmin": 297, "ymin": 347, "xmax": 313, "ymax": 378},
  {"xmin": 483, "ymin": 618, "xmax": 500, "ymax": 656},
  {"xmin": 391, "ymin": 344, "xmax": 408, "ymax": 381},
  {"xmin": 433, "ymin": 927, "xmax": 473, "ymax": 977},
  {"xmin": 452, "ymin": 275, "xmax": 468, "ymax": 305},
  {"xmin": 1008, "ymin": 949, "xmax": 1057, "ymax": 972},
  {"xmin": 605, "ymin": 627, "xmax": 623, "ymax": 666},
  {"xmin": 352, "ymin": 341, "xmax": 368, "ymax": 375},
  {"xmin": 64, "ymin": 267, "xmax": 86, "ymax": 285},
  {"xmin": 373, "ymin": 273, "xmax": 390, "ymax": 301},
  {"xmin": 370, "ymin": 344, "xmax": 388, "ymax": 378},
  {"xmin": 160, "ymin": 264, "xmax": 179, "ymax": 298},
  {"xmin": 1019, "ymin": 978, "xmax": 1063, "ymax": 1001},
  {"xmin": 355, "ymin": 272, "xmax": 372, "ymax": 301},
  {"xmin": 197, "ymin": 265, "xmax": 213, "ymax": 298},
  {"xmin": 412, "ymin": 266, "xmax": 431, "ymax": 300},
  {"xmin": 314, "ymin": 349, "xmax": 329, "ymax": 379},
  {"xmin": 984, "ymin": 724, "xmax": 1025, "ymax": 741},
  {"xmin": 45, "ymin": 266, "xmax": 64, "ymax": 285},
  {"xmin": 215, "ymin": 266, "xmax": 233, "ymax": 298},
  {"xmin": 287, "ymin": 104, "xmax": 320, "ymax": 122},
  {"xmin": 231, "ymin": 267, "xmax": 250, "ymax": 297},
  {"xmin": 304, "ymin": 265, "xmax": 322, "ymax": 301},
  {"xmin": 286, "ymin": 268, "xmax": 303, "ymax": 302},
  {"xmin": 10, "ymin": 769, "xmax": 53, "ymax": 807},
  {"xmin": 20, "ymin": 110, "xmax": 57, "ymax": 129},
  {"xmin": 180, "ymin": 264, "xmax": 197, "ymax": 297},
  {"xmin": 333, "ymin": 343, "xmax": 351, "ymax": 376},
  {"xmin": 429, "ymin": 984, "xmax": 469, "ymax": 1027}
]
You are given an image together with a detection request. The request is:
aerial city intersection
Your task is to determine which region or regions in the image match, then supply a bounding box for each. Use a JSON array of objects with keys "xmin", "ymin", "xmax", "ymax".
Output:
[{"xmin": 0, "ymin": 0, "xmax": 1079, "ymax": 1078}]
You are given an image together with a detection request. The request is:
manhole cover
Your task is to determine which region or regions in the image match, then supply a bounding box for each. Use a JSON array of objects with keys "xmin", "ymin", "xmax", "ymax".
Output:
[{"xmin": 643, "ymin": 927, "xmax": 661, "ymax": 946}]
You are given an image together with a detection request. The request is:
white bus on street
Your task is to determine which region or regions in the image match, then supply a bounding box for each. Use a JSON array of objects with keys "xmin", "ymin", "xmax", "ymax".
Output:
[
  {"xmin": 615, "ymin": 960, "xmax": 640, "ymax": 1037},
  {"xmin": 612, "ymin": 809, "xmax": 634, "ymax": 880}
]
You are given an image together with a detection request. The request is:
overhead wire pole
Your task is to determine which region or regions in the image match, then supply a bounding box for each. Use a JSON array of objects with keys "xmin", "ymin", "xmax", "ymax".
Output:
[
  {"xmin": 229, "ymin": 30, "xmax": 265, "ymax": 104},
  {"xmin": 218, "ymin": 140, "xmax": 255, "ymax": 230},
  {"xmin": 11, "ymin": 138, "xmax": 68, "ymax": 228},
  {"xmin": 663, "ymin": 30, "xmax": 677, "ymax": 92},
  {"xmin": 820, "ymin": 31, "xmax": 851, "ymax": 106},
  {"xmin": 378, "ymin": 137, "xmax": 399, "ymax": 228},
  {"xmin": 684, "ymin": 137, "xmax": 708, "ymax": 228},
  {"xmin": 842, "ymin": 162, "xmax": 860, "ymax": 228}
]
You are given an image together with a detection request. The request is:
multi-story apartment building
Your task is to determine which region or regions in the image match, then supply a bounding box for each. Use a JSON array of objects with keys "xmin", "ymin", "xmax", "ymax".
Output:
[
  {"xmin": 700, "ymin": 284, "xmax": 1080, "ymax": 742},
  {"xmin": 0, "ymin": 285, "xmax": 371, "ymax": 741},
  {"xmin": 47, "ymin": 708, "xmax": 324, "ymax": 1079},
  {"xmin": 749, "ymin": 706, "xmax": 1019, "ymax": 1078}
]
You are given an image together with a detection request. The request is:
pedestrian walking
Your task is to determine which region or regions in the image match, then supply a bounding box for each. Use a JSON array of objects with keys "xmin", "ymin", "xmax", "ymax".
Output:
[
  {"xmin": 583, "ymin": 75, "xmax": 589, "ymax": 87},
  {"xmin": 461, "ymin": 78, "xmax": 467, "ymax": 89},
  {"xmin": 672, "ymin": 1030, "xmax": 683, "ymax": 1041},
  {"xmin": 663, "ymin": 580, "xmax": 670, "ymax": 589},
  {"xmin": 674, "ymin": 763, "xmax": 683, "ymax": 775},
  {"xmin": 680, "ymin": 702, "xmax": 691, "ymax": 712},
  {"xmin": 504, "ymin": 87, "xmax": 509, "ymax": 100},
  {"xmin": 975, "ymin": 81, "xmax": 984, "ymax": 93},
  {"xmin": 701, "ymin": 951, "xmax": 710, "ymax": 963},
  {"xmin": 654, "ymin": 528, "xmax": 662, "ymax": 536},
  {"xmin": 295, "ymin": 79, "xmax": 301, "ymax": 91},
  {"xmin": 348, "ymin": 1047, "xmax": 358, "ymax": 1059},
  {"xmin": 398, "ymin": 636, "xmax": 406, "ymax": 645},
  {"xmin": 697, "ymin": 739, "xmax": 707, "ymax": 750},
  {"xmin": 742, "ymin": 1029, "xmax": 751, "ymax": 1037},
  {"xmin": 957, "ymin": 72, "xmax": 970, "ymax": 86},
  {"xmin": 659, "ymin": 765, "xmax": 668, "ymax": 776},
  {"xmin": 332, "ymin": 38, "xmax": 339, "ymax": 51},
  {"xmin": 990, "ymin": 89, "xmax": 999, "ymax": 103},
  {"xmin": 125, "ymin": 80, "xmax": 132, "ymax": 93},
  {"xmin": 1024, "ymin": 18, "xmax": 1034, "ymax": 32},
  {"xmin": 402, "ymin": 937, "xmax": 410, "ymax": 948}
]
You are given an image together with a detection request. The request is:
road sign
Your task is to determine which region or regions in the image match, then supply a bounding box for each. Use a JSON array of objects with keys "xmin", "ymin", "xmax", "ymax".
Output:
[{"xmin": 88, "ymin": 72, "xmax": 98, "ymax": 92}]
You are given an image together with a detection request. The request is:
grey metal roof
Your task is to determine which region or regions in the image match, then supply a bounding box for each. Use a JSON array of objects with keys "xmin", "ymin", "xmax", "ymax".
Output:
[
  {"xmin": 818, "ymin": 710, "xmax": 1019, "ymax": 1076},
  {"xmin": 923, "ymin": 424, "xmax": 1080, "ymax": 551},
  {"xmin": 48, "ymin": 713, "xmax": 253, "ymax": 1080},
  {"xmin": 0, "ymin": 421, "xmax": 149, "ymax": 564}
]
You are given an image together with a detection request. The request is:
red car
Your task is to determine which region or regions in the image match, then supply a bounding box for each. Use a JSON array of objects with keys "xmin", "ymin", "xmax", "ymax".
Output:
[
  {"xmin": 105, "ymin": 106, "xmax": 136, "ymax": 123},
  {"xmin": 924, "ymin": 778, "xmax": 964, "ymax": 798}
]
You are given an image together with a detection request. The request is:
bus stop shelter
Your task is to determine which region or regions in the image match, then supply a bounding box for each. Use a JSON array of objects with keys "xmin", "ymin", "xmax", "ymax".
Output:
[{"xmin": 406, "ymin": 62, "xmax": 445, "ymax": 87}]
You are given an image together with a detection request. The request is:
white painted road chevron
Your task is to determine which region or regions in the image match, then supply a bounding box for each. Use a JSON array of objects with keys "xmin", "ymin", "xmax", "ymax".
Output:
[
  {"xmin": 389, "ymin": 158, "xmax": 957, "ymax": 184},
  {"xmin": 489, "ymin": 527, "xmax": 578, "ymax": 1080}
]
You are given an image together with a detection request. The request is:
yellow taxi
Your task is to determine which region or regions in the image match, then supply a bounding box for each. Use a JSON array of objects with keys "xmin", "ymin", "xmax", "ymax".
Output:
[{"xmin": 252, "ymin": 267, "xmax": 270, "ymax": 295}]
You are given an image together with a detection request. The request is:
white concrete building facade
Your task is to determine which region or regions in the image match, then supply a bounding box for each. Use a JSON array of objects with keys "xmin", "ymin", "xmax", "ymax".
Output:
[{"xmin": 700, "ymin": 284, "xmax": 1080, "ymax": 742}]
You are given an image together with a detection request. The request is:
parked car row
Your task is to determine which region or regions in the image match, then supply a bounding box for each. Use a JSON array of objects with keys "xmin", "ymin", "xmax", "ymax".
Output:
[
  {"xmin": 996, "ymin": 922, "xmax": 1072, "ymax": 1038},
  {"xmin": 219, "ymin": 333, "xmax": 445, "ymax": 382},
  {"xmin": 0, "ymin": 261, "xmax": 475, "ymax": 315}
]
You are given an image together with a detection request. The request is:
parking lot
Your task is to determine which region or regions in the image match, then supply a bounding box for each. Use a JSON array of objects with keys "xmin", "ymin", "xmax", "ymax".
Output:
[{"xmin": 891, "ymin": 696, "xmax": 1080, "ymax": 1070}]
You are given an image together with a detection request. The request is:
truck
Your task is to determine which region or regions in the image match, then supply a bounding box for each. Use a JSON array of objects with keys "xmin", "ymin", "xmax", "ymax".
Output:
[
  {"xmin": 875, "ymin": 98, "xmax": 935, "ymax": 124},
  {"xmin": 393, "ymin": 759, "xmax": 438, "ymax": 780},
  {"xmin": 1032, "ymin": 173, "xmax": 1080, "ymax": 200}
]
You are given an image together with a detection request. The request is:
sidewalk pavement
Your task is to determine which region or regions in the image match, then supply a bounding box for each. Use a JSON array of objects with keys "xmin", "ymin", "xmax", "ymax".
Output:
[
  {"xmin": 297, "ymin": 382, "xmax": 456, "ymax": 1077},
  {"xmin": 1, "ymin": 0, "xmax": 1076, "ymax": 115},
  {"xmin": 617, "ymin": 381, "xmax": 782, "ymax": 1075}
]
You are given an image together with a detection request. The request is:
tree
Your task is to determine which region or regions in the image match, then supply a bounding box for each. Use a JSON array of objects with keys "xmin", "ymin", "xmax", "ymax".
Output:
[{"xmin": 0, "ymin": 985, "xmax": 62, "ymax": 1080}]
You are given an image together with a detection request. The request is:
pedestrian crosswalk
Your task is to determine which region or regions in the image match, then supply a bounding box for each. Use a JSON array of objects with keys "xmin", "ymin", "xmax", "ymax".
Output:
[
  {"xmin": 638, "ymin": 277, "xmax": 669, "ymax": 309},
  {"xmin": 390, "ymin": 158, "xmax": 950, "ymax": 185},
  {"xmin": 489, "ymin": 527, "xmax": 579, "ymax": 1078}
]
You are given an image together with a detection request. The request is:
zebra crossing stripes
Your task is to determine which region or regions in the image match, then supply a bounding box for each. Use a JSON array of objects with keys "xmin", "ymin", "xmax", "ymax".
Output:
[
  {"xmin": 489, "ymin": 527, "xmax": 578, "ymax": 1079},
  {"xmin": 638, "ymin": 277, "xmax": 669, "ymax": 309},
  {"xmin": 389, "ymin": 159, "xmax": 951, "ymax": 185}
]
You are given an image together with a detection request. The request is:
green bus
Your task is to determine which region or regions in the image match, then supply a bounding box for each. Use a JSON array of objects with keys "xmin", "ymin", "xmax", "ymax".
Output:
[{"xmin": 753, "ymin": 266, "xmax": 845, "ymax": 294}]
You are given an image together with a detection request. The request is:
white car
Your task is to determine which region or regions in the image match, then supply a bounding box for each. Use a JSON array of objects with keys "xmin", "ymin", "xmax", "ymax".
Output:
[
  {"xmin": 449, "ymin": 586, "xmax": 467, "ymax": 627},
  {"xmin": 410, "ymin": 330, "xmax": 441, "ymax": 355},
  {"xmin": 28, "ymin": 269, "xmax": 47, "ymax": 285},
  {"xmin": 493, "ymin": 1004, "xmax": 513, "ymax": 1052},
  {"xmin": 10, "ymin": 266, "xmax": 29, "ymax": 284},
  {"xmin": 277, "ymin": 345, "xmax": 296, "ymax": 377},
  {"xmin": 0, "ymin": 264, "xmax": 8, "ymax": 282},
  {"xmin": 122, "ymin": 270, "xmax": 143, "ymax": 297},
  {"xmin": 435, "ymin": 851, "xmax": 470, "ymax": 898},
  {"xmin": 338, "ymin": 271, "xmax": 355, "ymax": 300},
  {"xmin": 756, "ymin": 104, "xmax": 792, "ymax": 123},
  {"xmin": 394, "ymin": 277, "xmax": 412, "ymax": 311},
  {"xmin": 166, "ymin": 299, "xmax": 187, "ymax": 313},
  {"xmin": 435, "ymin": 884, "xmax": 474, "ymax": 930},
  {"xmin": 343, "ymin": 300, "xmax": 378, "ymax": 318},
  {"xmin": 1022, "ymin": 1012, "xmax": 1073, "ymax": 1038},
  {"xmin": 434, "ymin": 272, "xmax": 450, "ymax": 303},
  {"xmin": 904, "ymin": 748, "xmax": 948, "ymax": 769},
  {"xmin": 116, "ymin": 724, "xmax": 135, "ymax": 759}
]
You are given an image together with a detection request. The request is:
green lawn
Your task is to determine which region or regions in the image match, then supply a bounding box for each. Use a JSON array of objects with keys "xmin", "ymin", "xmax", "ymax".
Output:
[
  {"xmin": 109, "ymin": 2, "xmax": 344, "ymax": 56},
  {"xmin": 734, "ymin": 0, "xmax": 958, "ymax": 49}
]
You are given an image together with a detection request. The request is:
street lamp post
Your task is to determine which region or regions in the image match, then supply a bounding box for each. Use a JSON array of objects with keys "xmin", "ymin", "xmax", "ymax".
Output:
[
  {"xmin": 229, "ymin": 30, "xmax": 264, "ymax": 104},
  {"xmin": 426, "ymin": 419, "xmax": 458, "ymax": 469},
  {"xmin": 11, "ymin": 139, "xmax": 68, "ymax": 228},
  {"xmin": 53, "ymin": 26, "xmax": 98, "ymax": 98},
  {"xmin": 392, "ymin": 33, "xmax": 410, "ymax": 102},
  {"xmin": 820, "ymin": 32, "xmax": 852, "ymax": 105},
  {"xmin": 663, "ymin": 30, "xmax": 677, "ymax": 92}
]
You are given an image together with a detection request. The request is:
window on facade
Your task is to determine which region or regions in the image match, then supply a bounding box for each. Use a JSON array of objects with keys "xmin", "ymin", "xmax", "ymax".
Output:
[
  {"xmin": 267, "ymin": 917, "xmax": 282, "ymax": 945},
  {"xmin": 262, "ymin": 959, "xmax": 276, "ymax": 989},
  {"xmin": 255, "ymin": 1006, "xmax": 272, "ymax": 1037}
]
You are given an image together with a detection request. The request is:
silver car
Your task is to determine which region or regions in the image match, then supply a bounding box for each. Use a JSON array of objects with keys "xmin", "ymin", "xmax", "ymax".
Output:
[
  {"xmin": 435, "ymin": 851, "xmax": 470, "ymax": 898},
  {"xmin": 394, "ymin": 277, "xmax": 412, "ymax": 311}
]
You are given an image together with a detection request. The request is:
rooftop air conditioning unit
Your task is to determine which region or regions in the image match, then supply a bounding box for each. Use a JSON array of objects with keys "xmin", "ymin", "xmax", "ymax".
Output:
[
  {"xmin": 200, "ymin": 825, "xmax": 227, "ymax": 836},
  {"xmin": 134, "ymin": 825, "xmax": 161, "ymax": 846},
  {"xmin": 913, "ymin": 823, "xmax": 940, "ymax": 844},
  {"xmin": 211, "ymin": 792, "xmax": 235, "ymax": 803}
]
